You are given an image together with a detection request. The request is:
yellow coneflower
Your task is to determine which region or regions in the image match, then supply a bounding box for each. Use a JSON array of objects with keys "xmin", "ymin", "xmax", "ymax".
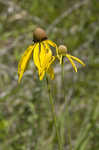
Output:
[
  {"xmin": 57, "ymin": 45, "xmax": 85, "ymax": 72},
  {"xmin": 18, "ymin": 27, "xmax": 57, "ymax": 83}
]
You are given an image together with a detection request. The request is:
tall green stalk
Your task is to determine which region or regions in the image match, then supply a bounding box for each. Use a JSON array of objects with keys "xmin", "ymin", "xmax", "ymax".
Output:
[
  {"xmin": 46, "ymin": 77, "xmax": 62, "ymax": 150},
  {"xmin": 61, "ymin": 61, "xmax": 72, "ymax": 150}
]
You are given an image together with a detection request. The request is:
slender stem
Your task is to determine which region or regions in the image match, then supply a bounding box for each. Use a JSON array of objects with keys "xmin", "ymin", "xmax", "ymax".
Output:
[
  {"xmin": 46, "ymin": 77, "xmax": 62, "ymax": 150},
  {"xmin": 61, "ymin": 62, "xmax": 72, "ymax": 150}
]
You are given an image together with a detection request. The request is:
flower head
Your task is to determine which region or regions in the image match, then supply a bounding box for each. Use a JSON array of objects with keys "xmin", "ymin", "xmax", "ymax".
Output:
[
  {"xmin": 18, "ymin": 27, "xmax": 57, "ymax": 83},
  {"xmin": 33, "ymin": 27, "xmax": 48, "ymax": 42},
  {"xmin": 57, "ymin": 45, "xmax": 85, "ymax": 72}
]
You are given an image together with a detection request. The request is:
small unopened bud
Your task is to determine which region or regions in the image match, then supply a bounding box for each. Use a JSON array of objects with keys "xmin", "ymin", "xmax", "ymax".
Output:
[
  {"xmin": 58, "ymin": 45, "xmax": 67, "ymax": 55},
  {"xmin": 33, "ymin": 27, "xmax": 48, "ymax": 42}
]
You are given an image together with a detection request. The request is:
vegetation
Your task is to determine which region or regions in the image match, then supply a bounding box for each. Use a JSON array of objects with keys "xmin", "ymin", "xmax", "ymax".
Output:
[{"xmin": 0, "ymin": 0, "xmax": 99, "ymax": 150}]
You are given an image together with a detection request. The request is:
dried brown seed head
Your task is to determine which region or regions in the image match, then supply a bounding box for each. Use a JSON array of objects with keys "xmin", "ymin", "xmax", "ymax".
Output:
[
  {"xmin": 58, "ymin": 45, "xmax": 67, "ymax": 55},
  {"xmin": 33, "ymin": 27, "xmax": 48, "ymax": 42}
]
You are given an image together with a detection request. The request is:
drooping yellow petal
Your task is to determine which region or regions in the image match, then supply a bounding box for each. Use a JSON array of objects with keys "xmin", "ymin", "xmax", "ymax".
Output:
[
  {"xmin": 43, "ymin": 41, "xmax": 52, "ymax": 55},
  {"xmin": 38, "ymin": 69, "xmax": 45, "ymax": 80},
  {"xmin": 40, "ymin": 43, "xmax": 46, "ymax": 67},
  {"xmin": 47, "ymin": 67, "xmax": 54, "ymax": 80},
  {"xmin": 40, "ymin": 42, "xmax": 55, "ymax": 70},
  {"xmin": 67, "ymin": 54, "xmax": 85, "ymax": 67},
  {"xmin": 66, "ymin": 54, "xmax": 77, "ymax": 72},
  {"xmin": 46, "ymin": 40, "xmax": 57, "ymax": 48},
  {"xmin": 39, "ymin": 45, "xmax": 55, "ymax": 80},
  {"xmin": 33, "ymin": 43, "xmax": 41, "ymax": 69},
  {"xmin": 46, "ymin": 40, "xmax": 58, "ymax": 54},
  {"xmin": 18, "ymin": 44, "xmax": 35, "ymax": 83},
  {"xmin": 47, "ymin": 56, "xmax": 55, "ymax": 70}
]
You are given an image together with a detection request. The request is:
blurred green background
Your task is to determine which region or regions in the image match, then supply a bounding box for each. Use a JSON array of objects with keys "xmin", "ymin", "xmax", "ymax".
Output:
[{"xmin": 0, "ymin": 0, "xmax": 99, "ymax": 150}]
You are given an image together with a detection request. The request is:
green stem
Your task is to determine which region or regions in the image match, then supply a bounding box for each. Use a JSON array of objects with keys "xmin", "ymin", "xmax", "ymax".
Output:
[
  {"xmin": 46, "ymin": 77, "xmax": 62, "ymax": 150},
  {"xmin": 61, "ymin": 62, "xmax": 72, "ymax": 150}
]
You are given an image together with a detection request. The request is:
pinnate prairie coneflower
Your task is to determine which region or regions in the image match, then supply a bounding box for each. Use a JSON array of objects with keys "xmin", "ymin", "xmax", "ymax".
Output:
[
  {"xmin": 57, "ymin": 45, "xmax": 85, "ymax": 72},
  {"xmin": 18, "ymin": 27, "xmax": 57, "ymax": 83}
]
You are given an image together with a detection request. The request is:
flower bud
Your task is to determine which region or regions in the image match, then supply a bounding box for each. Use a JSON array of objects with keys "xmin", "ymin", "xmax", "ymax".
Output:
[
  {"xmin": 33, "ymin": 27, "xmax": 48, "ymax": 42},
  {"xmin": 58, "ymin": 45, "xmax": 67, "ymax": 55}
]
